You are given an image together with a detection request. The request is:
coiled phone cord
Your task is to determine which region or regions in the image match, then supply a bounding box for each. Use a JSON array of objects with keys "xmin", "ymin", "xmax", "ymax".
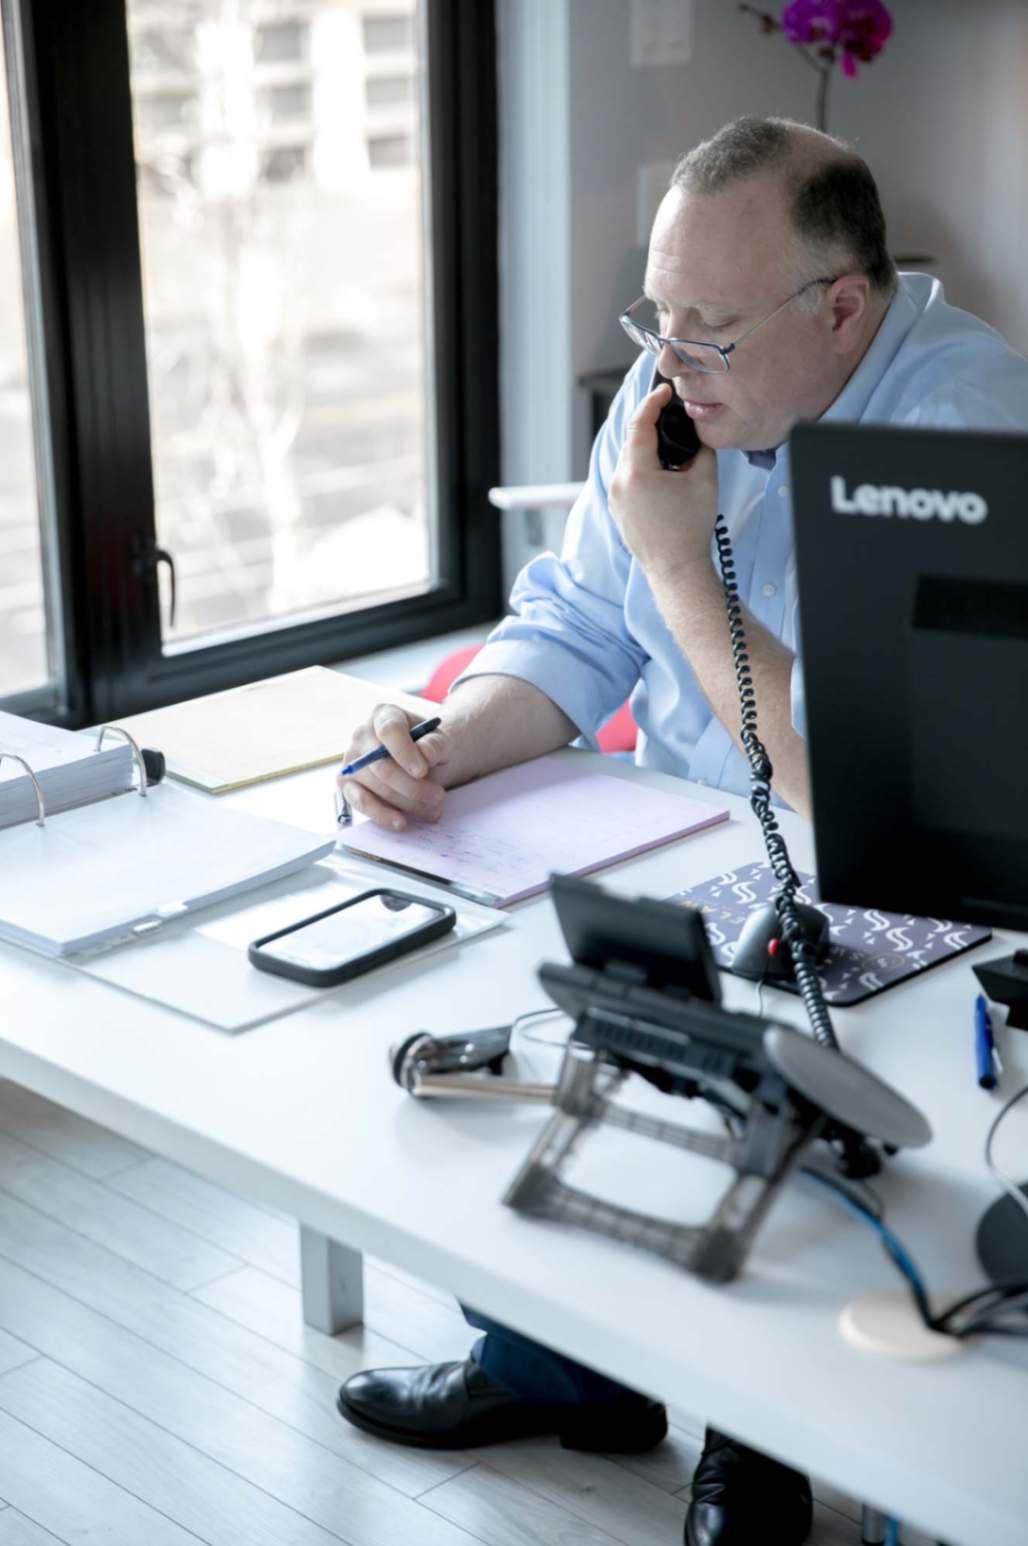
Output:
[{"xmin": 712, "ymin": 514, "xmax": 839, "ymax": 1054}]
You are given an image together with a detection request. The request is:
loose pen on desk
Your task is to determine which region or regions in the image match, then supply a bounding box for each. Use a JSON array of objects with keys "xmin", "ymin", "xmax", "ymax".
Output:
[
  {"xmin": 334, "ymin": 716, "xmax": 442, "ymax": 827},
  {"xmin": 975, "ymin": 992, "xmax": 1002, "ymax": 1091}
]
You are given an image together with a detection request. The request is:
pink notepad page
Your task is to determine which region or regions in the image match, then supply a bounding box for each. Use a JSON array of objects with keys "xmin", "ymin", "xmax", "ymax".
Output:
[{"xmin": 340, "ymin": 758, "xmax": 730, "ymax": 906}]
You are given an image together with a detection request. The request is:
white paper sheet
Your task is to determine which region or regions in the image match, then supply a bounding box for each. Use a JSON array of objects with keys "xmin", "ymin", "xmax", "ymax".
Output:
[
  {"xmin": 72, "ymin": 857, "xmax": 504, "ymax": 1031},
  {"xmin": 0, "ymin": 780, "xmax": 335, "ymax": 955},
  {"xmin": 342, "ymin": 758, "xmax": 730, "ymax": 905}
]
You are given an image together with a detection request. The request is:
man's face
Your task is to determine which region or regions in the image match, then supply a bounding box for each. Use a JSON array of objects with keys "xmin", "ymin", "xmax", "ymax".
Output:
[{"xmin": 643, "ymin": 178, "xmax": 841, "ymax": 452}]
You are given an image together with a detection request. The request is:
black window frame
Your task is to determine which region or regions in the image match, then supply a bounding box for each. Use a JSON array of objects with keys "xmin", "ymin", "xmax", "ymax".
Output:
[{"xmin": 6, "ymin": 0, "xmax": 500, "ymax": 726}]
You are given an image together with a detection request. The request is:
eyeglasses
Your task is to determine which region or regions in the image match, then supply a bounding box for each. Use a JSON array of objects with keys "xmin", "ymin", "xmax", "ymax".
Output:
[{"xmin": 618, "ymin": 277, "xmax": 838, "ymax": 375}]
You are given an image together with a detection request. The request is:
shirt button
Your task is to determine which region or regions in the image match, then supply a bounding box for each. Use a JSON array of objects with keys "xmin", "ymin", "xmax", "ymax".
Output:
[
  {"xmin": 778, "ymin": 486, "xmax": 788, "ymax": 498},
  {"xmin": 762, "ymin": 582, "xmax": 777, "ymax": 598}
]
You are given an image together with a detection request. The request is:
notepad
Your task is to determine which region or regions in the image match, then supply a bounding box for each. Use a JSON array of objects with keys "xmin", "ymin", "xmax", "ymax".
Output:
[
  {"xmin": 109, "ymin": 667, "xmax": 434, "ymax": 793},
  {"xmin": 340, "ymin": 758, "xmax": 730, "ymax": 906}
]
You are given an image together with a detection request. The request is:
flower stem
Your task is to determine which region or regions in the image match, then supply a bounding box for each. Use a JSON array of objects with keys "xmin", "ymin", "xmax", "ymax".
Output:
[
  {"xmin": 815, "ymin": 66, "xmax": 831, "ymax": 130},
  {"xmin": 794, "ymin": 44, "xmax": 825, "ymax": 76}
]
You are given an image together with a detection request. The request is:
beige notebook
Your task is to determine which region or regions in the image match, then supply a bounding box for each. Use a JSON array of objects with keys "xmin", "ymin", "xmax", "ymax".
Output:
[{"xmin": 112, "ymin": 667, "xmax": 433, "ymax": 794}]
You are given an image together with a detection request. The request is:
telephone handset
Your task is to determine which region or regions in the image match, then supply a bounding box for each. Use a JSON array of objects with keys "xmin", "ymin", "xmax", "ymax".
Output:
[{"xmin": 653, "ymin": 370, "xmax": 702, "ymax": 469}]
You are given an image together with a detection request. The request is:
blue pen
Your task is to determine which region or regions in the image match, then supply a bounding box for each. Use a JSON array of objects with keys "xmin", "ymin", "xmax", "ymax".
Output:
[
  {"xmin": 975, "ymin": 993, "xmax": 1001, "ymax": 1091},
  {"xmin": 338, "ymin": 716, "xmax": 442, "ymax": 779}
]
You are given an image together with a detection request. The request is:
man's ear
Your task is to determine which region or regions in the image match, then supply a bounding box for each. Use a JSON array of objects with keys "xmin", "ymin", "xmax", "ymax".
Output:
[{"xmin": 827, "ymin": 274, "xmax": 873, "ymax": 354}]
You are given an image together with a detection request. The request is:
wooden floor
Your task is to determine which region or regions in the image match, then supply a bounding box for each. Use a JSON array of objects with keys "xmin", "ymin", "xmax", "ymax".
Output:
[{"xmin": 0, "ymin": 1078, "xmax": 937, "ymax": 1546}]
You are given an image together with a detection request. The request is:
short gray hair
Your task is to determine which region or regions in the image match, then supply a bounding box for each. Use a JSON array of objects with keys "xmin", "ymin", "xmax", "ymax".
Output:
[{"xmin": 671, "ymin": 116, "xmax": 897, "ymax": 299}]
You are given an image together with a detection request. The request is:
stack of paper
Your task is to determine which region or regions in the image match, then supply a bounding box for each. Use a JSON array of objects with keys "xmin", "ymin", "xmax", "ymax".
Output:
[
  {"xmin": 108, "ymin": 666, "xmax": 434, "ymax": 793},
  {"xmin": 0, "ymin": 711, "xmax": 134, "ymax": 831},
  {"xmin": 75, "ymin": 856, "xmax": 505, "ymax": 1032},
  {"xmin": 0, "ymin": 779, "xmax": 335, "ymax": 958}
]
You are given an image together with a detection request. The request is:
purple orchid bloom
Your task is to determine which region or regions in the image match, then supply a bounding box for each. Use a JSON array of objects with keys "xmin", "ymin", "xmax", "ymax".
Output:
[{"xmin": 782, "ymin": 0, "xmax": 893, "ymax": 76}]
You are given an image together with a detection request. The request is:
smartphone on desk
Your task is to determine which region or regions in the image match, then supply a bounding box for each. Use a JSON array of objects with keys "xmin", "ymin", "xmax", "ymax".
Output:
[
  {"xmin": 248, "ymin": 889, "xmax": 456, "ymax": 987},
  {"xmin": 654, "ymin": 370, "xmax": 702, "ymax": 470}
]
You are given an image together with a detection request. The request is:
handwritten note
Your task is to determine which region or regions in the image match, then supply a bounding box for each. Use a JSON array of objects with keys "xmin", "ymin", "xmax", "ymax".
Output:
[{"xmin": 341, "ymin": 758, "xmax": 730, "ymax": 906}]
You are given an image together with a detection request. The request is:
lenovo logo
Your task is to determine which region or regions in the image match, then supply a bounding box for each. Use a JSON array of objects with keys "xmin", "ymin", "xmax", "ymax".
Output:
[{"xmin": 830, "ymin": 475, "xmax": 988, "ymax": 524}]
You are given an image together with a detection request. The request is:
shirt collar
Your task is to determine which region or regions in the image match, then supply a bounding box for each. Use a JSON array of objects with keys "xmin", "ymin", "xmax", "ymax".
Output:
[
  {"xmin": 738, "ymin": 277, "xmax": 927, "ymax": 473},
  {"xmin": 821, "ymin": 278, "xmax": 921, "ymax": 425}
]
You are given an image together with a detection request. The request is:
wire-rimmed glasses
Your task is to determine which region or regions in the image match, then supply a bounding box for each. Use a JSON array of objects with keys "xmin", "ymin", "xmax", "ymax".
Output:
[{"xmin": 619, "ymin": 277, "xmax": 838, "ymax": 375}]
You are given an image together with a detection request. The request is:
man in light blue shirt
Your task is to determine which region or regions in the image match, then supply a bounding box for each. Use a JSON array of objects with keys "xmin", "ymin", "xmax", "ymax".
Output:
[
  {"xmin": 336, "ymin": 117, "xmax": 1028, "ymax": 1546},
  {"xmin": 483, "ymin": 263, "xmax": 1028, "ymax": 801}
]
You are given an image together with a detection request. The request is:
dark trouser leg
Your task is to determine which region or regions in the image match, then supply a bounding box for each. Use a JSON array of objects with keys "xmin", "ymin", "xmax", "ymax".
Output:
[
  {"xmin": 462, "ymin": 1304, "xmax": 649, "ymax": 1404},
  {"xmin": 336, "ymin": 1305, "xmax": 668, "ymax": 1453}
]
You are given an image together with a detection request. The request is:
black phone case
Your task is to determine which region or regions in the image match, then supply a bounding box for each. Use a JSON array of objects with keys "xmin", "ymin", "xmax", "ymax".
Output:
[{"xmin": 248, "ymin": 888, "xmax": 456, "ymax": 988}]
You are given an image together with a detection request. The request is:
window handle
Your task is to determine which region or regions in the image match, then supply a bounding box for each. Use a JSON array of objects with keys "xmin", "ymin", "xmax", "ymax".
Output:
[{"xmin": 132, "ymin": 537, "xmax": 177, "ymax": 631}]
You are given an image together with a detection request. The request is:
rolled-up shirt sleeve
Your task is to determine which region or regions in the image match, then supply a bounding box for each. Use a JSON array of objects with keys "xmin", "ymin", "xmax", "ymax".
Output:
[{"xmin": 456, "ymin": 357, "xmax": 651, "ymax": 735}]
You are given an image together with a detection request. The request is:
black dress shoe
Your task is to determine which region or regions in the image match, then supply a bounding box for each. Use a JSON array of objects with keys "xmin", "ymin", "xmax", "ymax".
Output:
[
  {"xmin": 337, "ymin": 1359, "xmax": 667, "ymax": 1453},
  {"xmin": 685, "ymin": 1427, "xmax": 813, "ymax": 1546}
]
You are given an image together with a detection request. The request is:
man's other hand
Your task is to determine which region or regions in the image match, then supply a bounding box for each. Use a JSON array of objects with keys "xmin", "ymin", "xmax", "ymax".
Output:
[
  {"xmin": 608, "ymin": 382, "xmax": 719, "ymax": 580},
  {"xmin": 338, "ymin": 704, "xmax": 448, "ymax": 830}
]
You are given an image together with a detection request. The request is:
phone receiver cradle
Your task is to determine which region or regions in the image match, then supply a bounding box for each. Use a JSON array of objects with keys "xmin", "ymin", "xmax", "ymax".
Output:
[{"xmin": 390, "ymin": 881, "xmax": 931, "ymax": 1284}]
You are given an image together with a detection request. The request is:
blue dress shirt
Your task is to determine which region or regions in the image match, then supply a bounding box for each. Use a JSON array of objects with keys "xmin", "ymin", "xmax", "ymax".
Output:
[{"xmin": 461, "ymin": 275, "xmax": 1028, "ymax": 800}]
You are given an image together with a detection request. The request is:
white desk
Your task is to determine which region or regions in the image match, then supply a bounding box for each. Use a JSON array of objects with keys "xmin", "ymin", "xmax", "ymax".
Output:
[{"xmin": 1, "ymin": 750, "xmax": 1026, "ymax": 1546}]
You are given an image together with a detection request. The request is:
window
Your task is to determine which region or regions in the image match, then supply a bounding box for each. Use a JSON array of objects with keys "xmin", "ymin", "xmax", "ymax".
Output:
[
  {"xmin": 367, "ymin": 132, "xmax": 412, "ymax": 169},
  {"xmin": 0, "ymin": 15, "xmax": 57, "ymax": 707},
  {"xmin": 257, "ymin": 83, "xmax": 312, "ymax": 124},
  {"xmin": 365, "ymin": 74, "xmax": 414, "ymax": 108},
  {"xmin": 5, "ymin": 0, "xmax": 498, "ymax": 723},
  {"xmin": 255, "ymin": 20, "xmax": 308, "ymax": 65},
  {"xmin": 362, "ymin": 14, "xmax": 415, "ymax": 54}
]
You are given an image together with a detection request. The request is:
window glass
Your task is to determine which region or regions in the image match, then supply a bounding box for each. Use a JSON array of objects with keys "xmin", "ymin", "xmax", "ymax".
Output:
[
  {"xmin": 127, "ymin": 0, "xmax": 428, "ymax": 647},
  {"xmin": 0, "ymin": 36, "xmax": 52, "ymax": 699}
]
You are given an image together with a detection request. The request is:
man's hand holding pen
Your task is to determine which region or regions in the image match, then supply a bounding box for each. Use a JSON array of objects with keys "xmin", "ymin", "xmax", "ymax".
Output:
[{"xmin": 336, "ymin": 708, "xmax": 449, "ymax": 831}]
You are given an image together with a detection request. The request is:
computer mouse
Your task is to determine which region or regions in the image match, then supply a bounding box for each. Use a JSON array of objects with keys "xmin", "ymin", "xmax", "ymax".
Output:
[{"xmin": 731, "ymin": 900, "xmax": 831, "ymax": 983}]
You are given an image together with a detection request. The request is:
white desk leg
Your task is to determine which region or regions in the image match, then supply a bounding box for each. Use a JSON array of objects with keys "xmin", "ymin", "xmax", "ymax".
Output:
[{"xmin": 300, "ymin": 1227, "xmax": 364, "ymax": 1333}]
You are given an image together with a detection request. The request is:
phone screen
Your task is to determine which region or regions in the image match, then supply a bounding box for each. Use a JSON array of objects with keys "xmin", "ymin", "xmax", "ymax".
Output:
[{"xmin": 256, "ymin": 893, "xmax": 445, "ymax": 973}]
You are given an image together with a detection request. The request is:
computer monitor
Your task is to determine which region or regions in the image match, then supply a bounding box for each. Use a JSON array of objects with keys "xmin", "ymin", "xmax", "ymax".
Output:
[
  {"xmin": 791, "ymin": 421, "xmax": 1028, "ymax": 1288},
  {"xmin": 789, "ymin": 421, "xmax": 1028, "ymax": 933}
]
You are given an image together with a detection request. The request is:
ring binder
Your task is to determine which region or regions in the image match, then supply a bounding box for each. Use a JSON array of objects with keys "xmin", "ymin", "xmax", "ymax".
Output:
[
  {"xmin": 0, "ymin": 752, "xmax": 46, "ymax": 826},
  {"xmin": 96, "ymin": 725, "xmax": 149, "ymax": 798}
]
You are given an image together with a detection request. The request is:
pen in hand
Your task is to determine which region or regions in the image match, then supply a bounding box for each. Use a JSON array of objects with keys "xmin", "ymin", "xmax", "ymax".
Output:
[
  {"xmin": 335, "ymin": 716, "xmax": 442, "ymax": 827},
  {"xmin": 338, "ymin": 716, "xmax": 442, "ymax": 778}
]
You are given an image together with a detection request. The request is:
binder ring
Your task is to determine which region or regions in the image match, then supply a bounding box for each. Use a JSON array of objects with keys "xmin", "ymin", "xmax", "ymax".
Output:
[
  {"xmin": 0, "ymin": 753, "xmax": 46, "ymax": 826},
  {"xmin": 96, "ymin": 725, "xmax": 149, "ymax": 798}
]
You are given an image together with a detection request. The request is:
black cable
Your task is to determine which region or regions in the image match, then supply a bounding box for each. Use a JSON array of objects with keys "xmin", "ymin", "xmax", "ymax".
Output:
[
  {"xmin": 713, "ymin": 515, "xmax": 837, "ymax": 1051},
  {"xmin": 935, "ymin": 1283, "xmax": 1028, "ymax": 1339}
]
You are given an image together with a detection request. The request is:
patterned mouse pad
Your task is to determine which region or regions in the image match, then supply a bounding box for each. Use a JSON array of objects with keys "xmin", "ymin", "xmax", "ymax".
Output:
[{"xmin": 667, "ymin": 862, "xmax": 991, "ymax": 1006}]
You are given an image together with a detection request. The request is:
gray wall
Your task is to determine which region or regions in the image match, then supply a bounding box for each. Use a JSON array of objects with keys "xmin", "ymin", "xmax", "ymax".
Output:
[{"xmin": 499, "ymin": 0, "xmax": 1028, "ymax": 518}]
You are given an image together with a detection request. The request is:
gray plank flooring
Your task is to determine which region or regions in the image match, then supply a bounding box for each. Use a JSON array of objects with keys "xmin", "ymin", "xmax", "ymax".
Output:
[
  {"xmin": 0, "ymin": 1516, "xmax": 66, "ymax": 1545},
  {"xmin": 0, "ymin": 1080, "xmax": 936, "ymax": 1546}
]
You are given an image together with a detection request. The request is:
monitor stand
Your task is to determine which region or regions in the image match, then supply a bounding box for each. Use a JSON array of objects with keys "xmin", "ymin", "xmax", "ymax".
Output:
[{"xmin": 976, "ymin": 1183, "xmax": 1028, "ymax": 1284}]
